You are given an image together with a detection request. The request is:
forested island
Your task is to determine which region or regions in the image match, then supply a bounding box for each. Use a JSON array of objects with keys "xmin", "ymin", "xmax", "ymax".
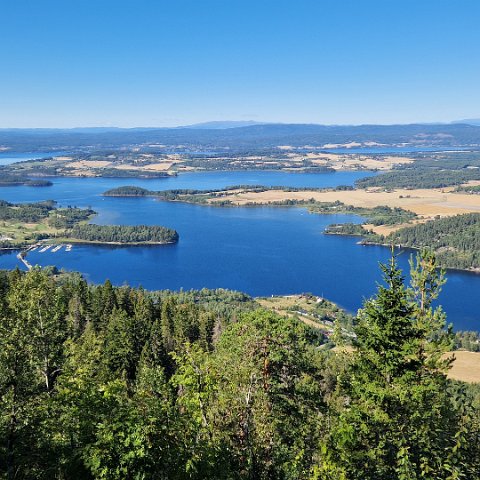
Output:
[
  {"xmin": 0, "ymin": 253, "xmax": 479, "ymax": 479},
  {"xmin": 68, "ymin": 224, "xmax": 179, "ymax": 245}
]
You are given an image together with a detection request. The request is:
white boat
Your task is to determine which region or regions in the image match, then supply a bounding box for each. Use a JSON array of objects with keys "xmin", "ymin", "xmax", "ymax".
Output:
[
  {"xmin": 39, "ymin": 245, "xmax": 52, "ymax": 253},
  {"xmin": 65, "ymin": 244, "xmax": 73, "ymax": 252},
  {"xmin": 51, "ymin": 244, "xmax": 63, "ymax": 252}
]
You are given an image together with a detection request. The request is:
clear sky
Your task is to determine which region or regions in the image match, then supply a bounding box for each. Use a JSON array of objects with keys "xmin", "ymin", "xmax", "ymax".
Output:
[{"xmin": 1, "ymin": 0, "xmax": 479, "ymax": 127}]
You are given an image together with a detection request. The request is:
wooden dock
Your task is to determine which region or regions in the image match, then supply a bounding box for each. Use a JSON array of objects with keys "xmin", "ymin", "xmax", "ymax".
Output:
[{"xmin": 16, "ymin": 252, "xmax": 32, "ymax": 270}]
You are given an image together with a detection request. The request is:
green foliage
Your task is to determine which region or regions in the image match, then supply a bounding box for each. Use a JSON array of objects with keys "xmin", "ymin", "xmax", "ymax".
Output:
[
  {"xmin": 0, "ymin": 175, "xmax": 52, "ymax": 187},
  {"xmin": 317, "ymin": 251, "xmax": 479, "ymax": 479},
  {"xmin": 356, "ymin": 152, "xmax": 480, "ymax": 189},
  {"xmin": 103, "ymin": 186, "xmax": 151, "ymax": 196},
  {"xmin": 48, "ymin": 206, "xmax": 95, "ymax": 229},
  {"xmin": 68, "ymin": 223, "xmax": 179, "ymax": 244},
  {"xmin": 387, "ymin": 213, "xmax": 480, "ymax": 269},
  {"xmin": 0, "ymin": 200, "xmax": 56, "ymax": 223},
  {"xmin": 454, "ymin": 331, "xmax": 480, "ymax": 352},
  {"xmin": 0, "ymin": 264, "xmax": 479, "ymax": 479},
  {"xmin": 455, "ymin": 184, "xmax": 480, "ymax": 194}
]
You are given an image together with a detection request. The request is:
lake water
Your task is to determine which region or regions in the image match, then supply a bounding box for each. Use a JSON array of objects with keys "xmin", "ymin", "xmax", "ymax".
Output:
[
  {"xmin": 0, "ymin": 170, "xmax": 478, "ymax": 331},
  {"xmin": 0, "ymin": 151, "xmax": 57, "ymax": 166}
]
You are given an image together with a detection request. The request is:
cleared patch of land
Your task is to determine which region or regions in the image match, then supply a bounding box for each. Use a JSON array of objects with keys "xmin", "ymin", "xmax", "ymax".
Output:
[
  {"xmin": 2, "ymin": 151, "xmax": 414, "ymax": 177},
  {"xmin": 446, "ymin": 351, "xmax": 480, "ymax": 383},
  {"xmin": 68, "ymin": 160, "xmax": 113, "ymax": 169},
  {"xmin": 211, "ymin": 187, "xmax": 480, "ymax": 231},
  {"xmin": 282, "ymin": 152, "xmax": 412, "ymax": 171},
  {"xmin": 257, "ymin": 294, "xmax": 353, "ymax": 335}
]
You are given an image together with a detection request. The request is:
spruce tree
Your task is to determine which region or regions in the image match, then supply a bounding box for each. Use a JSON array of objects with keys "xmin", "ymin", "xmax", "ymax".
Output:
[{"xmin": 318, "ymin": 251, "xmax": 467, "ymax": 479}]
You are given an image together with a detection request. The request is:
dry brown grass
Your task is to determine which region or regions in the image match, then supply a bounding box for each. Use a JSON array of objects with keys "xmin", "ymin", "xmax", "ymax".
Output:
[
  {"xmin": 215, "ymin": 187, "xmax": 480, "ymax": 221},
  {"xmin": 114, "ymin": 162, "xmax": 177, "ymax": 171},
  {"xmin": 285, "ymin": 152, "xmax": 413, "ymax": 171},
  {"xmin": 257, "ymin": 295, "xmax": 331, "ymax": 330},
  {"xmin": 68, "ymin": 160, "xmax": 112, "ymax": 169},
  {"xmin": 446, "ymin": 351, "xmax": 480, "ymax": 383}
]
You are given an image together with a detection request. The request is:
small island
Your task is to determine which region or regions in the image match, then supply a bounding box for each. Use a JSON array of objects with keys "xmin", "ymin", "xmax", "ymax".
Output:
[{"xmin": 67, "ymin": 224, "xmax": 179, "ymax": 245}]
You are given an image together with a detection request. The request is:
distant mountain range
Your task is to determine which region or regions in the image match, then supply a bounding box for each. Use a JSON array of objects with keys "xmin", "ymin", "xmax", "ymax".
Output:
[
  {"xmin": 452, "ymin": 119, "xmax": 480, "ymax": 126},
  {"xmin": 182, "ymin": 120, "xmax": 265, "ymax": 129},
  {"xmin": 1, "ymin": 122, "xmax": 480, "ymax": 152}
]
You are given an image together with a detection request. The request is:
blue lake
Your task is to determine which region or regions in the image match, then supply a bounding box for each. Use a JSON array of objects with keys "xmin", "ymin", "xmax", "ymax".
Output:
[
  {"xmin": 0, "ymin": 170, "xmax": 478, "ymax": 331},
  {"xmin": 0, "ymin": 151, "xmax": 57, "ymax": 166}
]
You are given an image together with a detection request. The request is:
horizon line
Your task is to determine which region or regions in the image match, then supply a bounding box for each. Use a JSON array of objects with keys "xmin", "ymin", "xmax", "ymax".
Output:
[{"xmin": 0, "ymin": 119, "xmax": 479, "ymax": 130}]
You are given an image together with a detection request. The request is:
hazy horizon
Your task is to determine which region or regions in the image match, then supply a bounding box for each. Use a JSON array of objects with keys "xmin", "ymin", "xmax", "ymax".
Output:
[{"xmin": 1, "ymin": 118, "xmax": 480, "ymax": 131}]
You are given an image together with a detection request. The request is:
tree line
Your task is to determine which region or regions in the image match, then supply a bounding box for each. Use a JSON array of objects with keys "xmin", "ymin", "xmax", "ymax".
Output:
[
  {"xmin": 0, "ymin": 175, "xmax": 52, "ymax": 187},
  {"xmin": 0, "ymin": 200, "xmax": 56, "ymax": 223},
  {"xmin": 68, "ymin": 224, "xmax": 179, "ymax": 244},
  {"xmin": 0, "ymin": 252, "xmax": 479, "ymax": 479},
  {"xmin": 356, "ymin": 152, "xmax": 480, "ymax": 189},
  {"xmin": 386, "ymin": 213, "xmax": 480, "ymax": 269}
]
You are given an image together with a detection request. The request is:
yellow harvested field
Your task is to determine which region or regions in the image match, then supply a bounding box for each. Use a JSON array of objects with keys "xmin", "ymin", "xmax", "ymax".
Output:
[
  {"xmin": 216, "ymin": 187, "xmax": 480, "ymax": 220},
  {"xmin": 68, "ymin": 160, "xmax": 112, "ymax": 169},
  {"xmin": 142, "ymin": 162, "xmax": 177, "ymax": 171},
  {"xmin": 114, "ymin": 162, "xmax": 177, "ymax": 171},
  {"xmin": 334, "ymin": 155, "xmax": 413, "ymax": 170},
  {"xmin": 447, "ymin": 351, "xmax": 480, "ymax": 383},
  {"xmin": 286, "ymin": 152, "xmax": 413, "ymax": 170},
  {"xmin": 363, "ymin": 223, "xmax": 412, "ymax": 236}
]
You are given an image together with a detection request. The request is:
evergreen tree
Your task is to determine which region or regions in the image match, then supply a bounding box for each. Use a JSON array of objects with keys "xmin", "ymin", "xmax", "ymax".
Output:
[{"xmin": 317, "ymin": 252, "xmax": 468, "ymax": 479}]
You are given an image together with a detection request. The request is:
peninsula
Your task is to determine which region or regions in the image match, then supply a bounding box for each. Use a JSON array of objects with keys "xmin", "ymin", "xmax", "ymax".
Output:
[
  {"xmin": 0, "ymin": 200, "xmax": 179, "ymax": 249},
  {"xmin": 103, "ymin": 181, "xmax": 480, "ymax": 271}
]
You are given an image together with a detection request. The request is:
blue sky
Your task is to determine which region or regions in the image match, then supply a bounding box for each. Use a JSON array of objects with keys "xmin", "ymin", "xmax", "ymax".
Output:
[{"xmin": 1, "ymin": 0, "xmax": 479, "ymax": 127}]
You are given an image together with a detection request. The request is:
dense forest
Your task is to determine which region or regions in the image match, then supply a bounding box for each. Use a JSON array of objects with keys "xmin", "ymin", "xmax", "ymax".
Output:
[
  {"xmin": 0, "ymin": 201, "xmax": 94, "ymax": 227},
  {"xmin": 48, "ymin": 207, "xmax": 96, "ymax": 229},
  {"xmin": 0, "ymin": 200, "xmax": 56, "ymax": 223},
  {"xmin": 386, "ymin": 213, "xmax": 480, "ymax": 269},
  {"xmin": 68, "ymin": 224, "xmax": 179, "ymax": 244},
  {"xmin": 356, "ymin": 152, "xmax": 480, "ymax": 189},
  {"xmin": 455, "ymin": 184, "xmax": 480, "ymax": 194},
  {"xmin": 103, "ymin": 186, "xmax": 152, "ymax": 196},
  {"xmin": 0, "ymin": 175, "xmax": 52, "ymax": 187},
  {"xmin": 1, "ymin": 253, "xmax": 479, "ymax": 479}
]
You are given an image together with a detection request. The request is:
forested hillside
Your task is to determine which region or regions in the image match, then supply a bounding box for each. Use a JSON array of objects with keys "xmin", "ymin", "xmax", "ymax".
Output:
[
  {"xmin": 387, "ymin": 213, "xmax": 480, "ymax": 269},
  {"xmin": 356, "ymin": 152, "xmax": 480, "ymax": 189},
  {"xmin": 0, "ymin": 254, "xmax": 479, "ymax": 479},
  {"xmin": 1, "ymin": 123, "xmax": 480, "ymax": 151}
]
